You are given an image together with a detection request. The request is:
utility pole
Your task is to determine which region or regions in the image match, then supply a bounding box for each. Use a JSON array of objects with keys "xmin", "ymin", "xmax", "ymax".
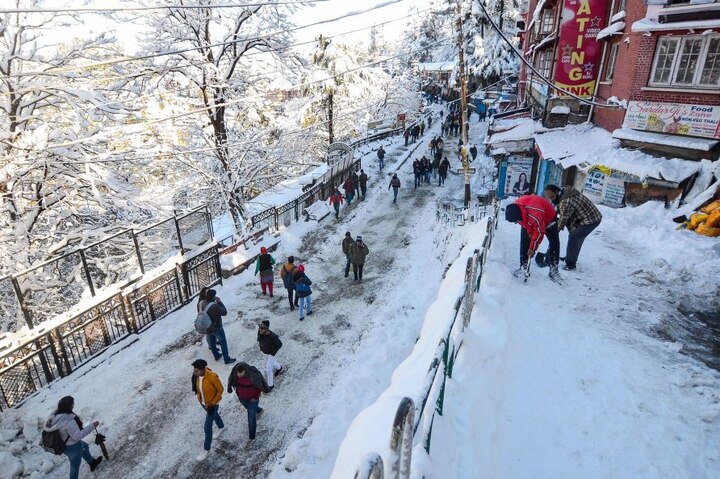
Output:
[
  {"xmin": 455, "ymin": 0, "xmax": 471, "ymax": 207},
  {"xmin": 328, "ymin": 91, "xmax": 334, "ymax": 144}
]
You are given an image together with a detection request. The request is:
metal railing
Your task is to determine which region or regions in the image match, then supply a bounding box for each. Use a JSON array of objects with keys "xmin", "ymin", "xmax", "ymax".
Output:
[{"xmin": 354, "ymin": 202, "xmax": 500, "ymax": 479}]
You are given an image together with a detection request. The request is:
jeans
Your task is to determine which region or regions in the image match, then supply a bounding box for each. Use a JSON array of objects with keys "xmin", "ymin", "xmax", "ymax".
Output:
[
  {"xmin": 392, "ymin": 186, "xmax": 399, "ymax": 203},
  {"xmin": 360, "ymin": 185, "xmax": 367, "ymax": 199},
  {"xmin": 438, "ymin": 174, "xmax": 446, "ymax": 186},
  {"xmin": 565, "ymin": 222, "xmax": 600, "ymax": 268},
  {"xmin": 345, "ymin": 254, "xmax": 352, "ymax": 277},
  {"xmin": 238, "ymin": 399, "xmax": 261, "ymax": 440},
  {"xmin": 353, "ymin": 263, "xmax": 364, "ymax": 280},
  {"xmin": 206, "ymin": 327, "xmax": 231, "ymax": 362},
  {"xmin": 520, "ymin": 223, "xmax": 560, "ymax": 266},
  {"xmin": 414, "ymin": 174, "xmax": 422, "ymax": 188},
  {"xmin": 333, "ymin": 203, "xmax": 340, "ymax": 218},
  {"xmin": 203, "ymin": 405, "xmax": 224, "ymax": 451},
  {"xmin": 265, "ymin": 354, "xmax": 282, "ymax": 387},
  {"xmin": 64, "ymin": 441, "xmax": 94, "ymax": 479},
  {"xmin": 285, "ymin": 286, "xmax": 296, "ymax": 308},
  {"xmin": 379, "ymin": 158, "xmax": 384, "ymax": 169},
  {"xmin": 298, "ymin": 295, "xmax": 312, "ymax": 319}
]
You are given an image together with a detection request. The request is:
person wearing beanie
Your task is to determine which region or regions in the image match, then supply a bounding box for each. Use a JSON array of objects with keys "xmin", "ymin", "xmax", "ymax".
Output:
[
  {"xmin": 505, "ymin": 194, "xmax": 560, "ymax": 282},
  {"xmin": 388, "ymin": 174, "xmax": 401, "ymax": 203},
  {"xmin": 350, "ymin": 236, "xmax": 370, "ymax": 282},
  {"xmin": 341, "ymin": 232, "xmax": 356, "ymax": 278},
  {"xmin": 280, "ymin": 256, "xmax": 299, "ymax": 310},
  {"xmin": 198, "ymin": 289, "xmax": 236, "ymax": 364},
  {"xmin": 293, "ymin": 264, "xmax": 313, "ymax": 321},
  {"xmin": 254, "ymin": 246, "xmax": 276, "ymax": 297},
  {"xmin": 257, "ymin": 321, "xmax": 284, "ymax": 389},
  {"xmin": 43, "ymin": 396, "xmax": 102, "ymax": 478},
  {"xmin": 192, "ymin": 359, "xmax": 225, "ymax": 460}
]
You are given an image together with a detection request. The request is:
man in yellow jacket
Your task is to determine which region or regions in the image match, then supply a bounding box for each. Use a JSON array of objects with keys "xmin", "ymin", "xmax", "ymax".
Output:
[{"xmin": 192, "ymin": 359, "xmax": 224, "ymax": 460}]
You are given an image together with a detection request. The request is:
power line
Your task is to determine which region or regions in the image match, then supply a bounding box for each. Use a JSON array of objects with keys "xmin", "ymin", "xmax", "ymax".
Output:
[
  {"xmin": 0, "ymin": 1, "xmax": 327, "ymax": 14},
  {"xmin": 4, "ymin": 0, "xmax": 410, "ymax": 79},
  {"xmin": 475, "ymin": 0, "xmax": 620, "ymax": 109}
]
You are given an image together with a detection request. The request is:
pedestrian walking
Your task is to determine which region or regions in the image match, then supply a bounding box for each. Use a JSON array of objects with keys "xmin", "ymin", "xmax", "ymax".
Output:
[
  {"xmin": 377, "ymin": 146, "xmax": 386, "ymax": 170},
  {"xmin": 43, "ymin": 396, "xmax": 103, "ymax": 479},
  {"xmin": 342, "ymin": 231, "xmax": 355, "ymax": 278},
  {"xmin": 279, "ymin": 256, "xmax": 298, "ymax": 310},
  {"xmin": 429, "ymin": 138, "xmax": 437, "ymax": 157},
  {"xmin": 191, "ymin": 359, "xmax": 225, "ymax": 460},
  {"xmin": 420, "ymin": 121, "xmax": 425, "ymax": 136},
  {"xmin": 504, "ymin": 195, "xmax": 561, "ymax": 282},
  {"xmin": 412, "ymin": 159, "xmax": 423, "ymax": 189},
  {"xmin": 359, "ymin": 170, "xmax": 368, "ymax": 199},
  {"xmin": 293, "ymin": 265, "xmax": 313, "ymax": 321},
  {"xmin": 343, "ymin": 177, "xmax": 355, "ymax": 206},
  {"xmin": 436, "ymin": 138, "xmax": 444, "ymax": 153},
  {"xmin": 328, "ymin": 188, "xmax": 343, "ymax": 219},
  {"xmin": 350, "ymin": 236, "xmax": 370, "ymax": 283},
  {"xmin": 432, "ymin": 152, "xmax": 441, "ymax": 179},
  {"xmin": 351, "ymin": 170, "xmax": 360, "ymax": 198},
  {"xmin": 254, "ymin": 247, "xmax": 276, "ymax": 297},
  {"xmin": 227, "ymin": 362, "xmax": 269, "ymax": 442},
  {"xmin": 198, "ymin": 289, "xmax": 236, "ymax": 364},
  {"xmin": 388, "ymin": 174, "xmax": 401, "ymax": 203},
  {"xmin": 403, "ymin": 128, "xmax": 410, "ymax": 147},
  {"xmin": 544, "ymin": 185, "xmax": 602, "ymax": 271},
  {"xmin": 422, "ymin": 156, "xmax": 432, "ymax": 184},
  {"xmin": 438, "ymin": 157, "xmax": 450, "ymax": 186},
  {"xmin": 256, "ymin": 320, "xmax": 283, "ymax": 389},
  {"xmin": 469, "ymin": 144, "xmax": 478, "ymax": 162}
]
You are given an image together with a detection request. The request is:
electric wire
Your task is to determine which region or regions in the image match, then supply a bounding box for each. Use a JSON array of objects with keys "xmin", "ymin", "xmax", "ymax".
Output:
[{"xmin": 0, "ymin": 1, "xmax": 328, "ymax": 14}]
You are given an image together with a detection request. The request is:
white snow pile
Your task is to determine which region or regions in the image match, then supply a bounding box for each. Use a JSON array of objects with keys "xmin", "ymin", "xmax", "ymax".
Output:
[
  {"xmin": 607, "ymin": 96, "xmax": 628, "ymax": 108},
  {"xmin": 550, "ymin": 105, "xmax": 570, "ymax": 115},
  {"xmin": 597, "ymin": 21, "xmax": 626, "ymax": 40},
  {"xmin": 613, "ymin": 128, "xmax": 719, "ymax": 152},
  {"xmin": 534, "ymin": 124, "xmax": 703, "ymax": 182},
  {"xmin": 487, "ymin": 117, "xmax": 537, "ymax": 144}
]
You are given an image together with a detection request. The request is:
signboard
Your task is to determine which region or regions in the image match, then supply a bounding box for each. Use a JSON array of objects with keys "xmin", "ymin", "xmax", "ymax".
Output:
[
  {"xmin": 500, "ymin": 156, "xmax": 534, "ymax": 199},
  {"xmin": 623, "ymin": 101, "xmax": 720, "ymax": 140},
  {"xmin": 554, "ymin": 0, "xmax": 607, "ymax": 98},
  {"xmin": 583, "ymin": 166, "xmax": 639, "ymax": 208}
]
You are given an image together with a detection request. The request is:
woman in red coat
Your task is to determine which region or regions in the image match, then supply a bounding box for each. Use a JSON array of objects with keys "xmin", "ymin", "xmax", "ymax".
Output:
[{"xmin": 505, "ymin": 194, "xmax": 561, "ymax": 281}]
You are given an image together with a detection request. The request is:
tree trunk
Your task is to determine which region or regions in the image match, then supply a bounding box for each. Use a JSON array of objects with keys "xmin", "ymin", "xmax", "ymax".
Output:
[
  {"xmin": 327, "ymin": 92, "xmax": 334, "ymax": 144},
  {"xmin": 209, "ymin": 104, "xmax": 246, "ymax": 233}
]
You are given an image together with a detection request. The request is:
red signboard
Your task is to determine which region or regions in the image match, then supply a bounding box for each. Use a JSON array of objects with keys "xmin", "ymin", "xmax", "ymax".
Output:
[{"xmin": 554, "ymin": 0, "xmax": 607, "ymax": 98}]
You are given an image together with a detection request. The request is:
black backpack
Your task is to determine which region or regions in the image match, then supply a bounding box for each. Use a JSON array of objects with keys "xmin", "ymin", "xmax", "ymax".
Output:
[{"xmin": 40, "ymin": 428, "xmax": 68, "ymax": 455}]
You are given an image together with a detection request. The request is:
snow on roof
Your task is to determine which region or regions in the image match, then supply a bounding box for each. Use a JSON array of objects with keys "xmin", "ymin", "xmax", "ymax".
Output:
[
  {"xmin": 487, "ymin": 118, "xmax": 537, "ymax": 144},
  {"xmin": 612, "ymin": 127, "xmax": 719, "ymax": 152},
  {"xmin": 531, "ymin": 34, "xmax": 557, "ymax": 52},
  {"xmin": 532, "ymin": 0, "xmax": 548, "ymax": 24},
  {"xmin": 597, "ymin": 21, "xmax": 626, "ymax": 40},
  {"xmin": 632, "ymin": 17, "xmax": 720, "ymax": 32},
  {"xmin": 534, "ymin": 124, "xmax": 702, "ymax": 182},
  {"xmin": 610, "ymin": 10, "xmax": 626, "ymax": 23},
  {"xmin": 550, "ymin": 105, "xmax": 570, "ymax": 114},
  {"xmin": 416, "ymin": 61, "xmax": 455, "ymax": 72}
]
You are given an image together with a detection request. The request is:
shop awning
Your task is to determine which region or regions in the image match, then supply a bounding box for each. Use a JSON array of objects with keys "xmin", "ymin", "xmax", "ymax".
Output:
[{"xmin": 612, "ymin": 128, "xmax": 719, "ymax": 152}]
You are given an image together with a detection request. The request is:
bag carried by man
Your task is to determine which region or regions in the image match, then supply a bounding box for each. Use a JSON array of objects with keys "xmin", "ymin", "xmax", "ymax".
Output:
[{"xmin": 194, "ymin": 301, "xmax": 215, "ymax": 334}]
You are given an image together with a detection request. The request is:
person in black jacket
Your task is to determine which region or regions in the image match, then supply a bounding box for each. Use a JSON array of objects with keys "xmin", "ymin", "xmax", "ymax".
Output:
[
  {"xmin": 198, "ymin": 289, "xmax": 236, "ymax": 364},
  {"xmin": 257, "ymin": 320, "xmax": 284, "ymax": 389}
]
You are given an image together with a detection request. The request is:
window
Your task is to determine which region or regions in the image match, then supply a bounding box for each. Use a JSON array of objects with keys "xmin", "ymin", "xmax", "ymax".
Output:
[
  {"xmin": 649, "ymin": 35, "xmax": 720, "ymax": 88},
  {"xmin": 605, "ymin": 43, "xmax": 620, "ymax": 81},
  {"xmin": 535, "ymin": 49, "xmax": 554, "ymax": 78},
  {"xmin": 539, "ymin": 9, "xmax": 555, "ymax": 34}
]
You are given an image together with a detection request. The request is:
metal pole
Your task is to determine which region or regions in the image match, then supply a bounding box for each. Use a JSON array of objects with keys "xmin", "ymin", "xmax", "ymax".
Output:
[
  {"xmin": 10, "ymin": 276, "xmax": 34, "ymax": 329},
  {"xmin": 457, "ymin": 0, "xmax": 471, "ymax": 207},
  {"xmin": 78, "ymin": 250, "xmax": 96, "ymax": 297},
  {"xmin": 130, "ymin": 230, "xmax": 145, "ymax": 274}
]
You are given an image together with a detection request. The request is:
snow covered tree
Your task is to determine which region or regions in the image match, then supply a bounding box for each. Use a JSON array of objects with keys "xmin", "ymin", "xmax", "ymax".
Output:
[
  {"xmin": 141, "ymin": 0, "xmax": 304, "ymax": 231},
  {"xmin": 469, "ymin": 0, "xmax": 520, "ymax": 83}
]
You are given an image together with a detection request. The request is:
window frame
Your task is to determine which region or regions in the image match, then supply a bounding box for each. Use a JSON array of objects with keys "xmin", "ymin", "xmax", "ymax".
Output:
[
  {"xmin": 605, "ymin": 43, "xmax": 620, "ymax": 82},
  {"xmin": 649, "ymin": 34, "xmax": 720, "ymax": 89},
  {"xmin": 535, "ymin": 49, "xmax": 554, "ymax": 78},
  {"xmin": 539, "ymin": 9, "xmax": 555, "ymax": 35}
]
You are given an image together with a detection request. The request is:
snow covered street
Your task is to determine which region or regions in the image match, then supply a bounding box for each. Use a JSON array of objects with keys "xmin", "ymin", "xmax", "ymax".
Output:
[{"xmin": 429, "ymin": 201, "xmax": 720, "ymax": 478}]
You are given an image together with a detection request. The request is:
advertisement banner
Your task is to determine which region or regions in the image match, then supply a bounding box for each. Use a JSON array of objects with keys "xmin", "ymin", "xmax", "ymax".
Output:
[
  {"xmin": 623, "ymin": 101, "xmax": 720, "ymax": 140},
  {"xmin": 583, "ymin": 166, "xmax": 640, "ymax": 208},
  {"xmin": 554, "ymin": 0, "xmax": 607, "ymax": 98},
  {"xmin": 502, "ymin": 157, "xmax": 534, "ymax": 198}
]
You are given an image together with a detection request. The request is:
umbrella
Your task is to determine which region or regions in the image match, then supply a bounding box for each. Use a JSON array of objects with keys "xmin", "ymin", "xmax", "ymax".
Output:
[{"xmin": 95, "ymin": 430, "xmax": 110, "ymax": 461}]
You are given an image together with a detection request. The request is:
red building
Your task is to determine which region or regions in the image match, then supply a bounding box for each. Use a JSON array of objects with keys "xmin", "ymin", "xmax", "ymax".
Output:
[{"xmin": 518, "ymin": 0, "xmax": 720, "ymax": 160}]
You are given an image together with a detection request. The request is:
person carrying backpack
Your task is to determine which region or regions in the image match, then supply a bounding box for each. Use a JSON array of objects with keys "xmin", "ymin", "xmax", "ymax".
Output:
[
  {"xmin": 43, "ymin": 396, "xmax": 102, "ymax": 479},
  {"xmin": 198, "ymin": 289, "xmax": 236, "ymax": 364},
  {"xmin": 388, "ymin": 174, "xmax": 401, "ymax": 203},
  {"xmin": 377, "ymin": 146, "xmax": 385, "ymax": 170},
  {"xmin": 342, "ymin": 231, "xmax": 355, "ymax": 278},
  {"xmin": 254, "ymin": 246, "xmax": 276, "ymax": 297},
  {"xmin": 227, "ymin": 362, "xmax": 270, "ymax": 442},
  {"xmin": 358, "ymin": 170, "xmax": 368, "ymax": 200},
  {"xmin": 328, "ymin": 188, "xmax": 343, "ymax": 219},
  {"xmin": 279, "ymin": 256, "xmax": 298, "ymax": 310},
  {"xmin": 350, "ymin": 236, "xmax": 370, "ymax": 282},
  {"xmin": 257, "ymin": 320, "xmax": 284, "ymax": 389},
  {"xmin": 293, "ymin": 265, "xmax": 313, "ymax": 321},
  {"xmin": 192, "ymin": 359, "xmax": 225, "ymax": 460}
]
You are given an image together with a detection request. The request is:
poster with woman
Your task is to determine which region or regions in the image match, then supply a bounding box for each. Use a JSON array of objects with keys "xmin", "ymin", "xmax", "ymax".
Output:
[{"xmin": 502, "ymin": 157, "xmax": 534, "ymax": 197}]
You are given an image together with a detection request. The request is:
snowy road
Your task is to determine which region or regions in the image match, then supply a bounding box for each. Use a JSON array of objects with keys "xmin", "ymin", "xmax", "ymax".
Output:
[
  {"xmin": 429, "ymin": 201, "xmax": 720, "ymax": 478},
  {"xmin": 7, "ymin": 117, "xmax": 476, "ymax": 478}
]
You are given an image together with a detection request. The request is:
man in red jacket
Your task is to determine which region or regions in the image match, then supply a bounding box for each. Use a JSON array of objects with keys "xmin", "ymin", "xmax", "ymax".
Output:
[{"xmin": 505, "ymin": 194, "xmax": 561, "ymax": 282}]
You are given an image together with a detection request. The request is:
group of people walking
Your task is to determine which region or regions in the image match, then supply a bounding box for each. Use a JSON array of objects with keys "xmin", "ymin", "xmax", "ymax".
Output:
[{"xmin": 327, "ymin": 169, "xmax": 369, "ymax": 219}]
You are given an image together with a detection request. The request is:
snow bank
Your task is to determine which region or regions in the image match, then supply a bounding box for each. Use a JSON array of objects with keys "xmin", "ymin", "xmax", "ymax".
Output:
[
  {"xmin": 550, "ymin": 105, "xmax": 570, "ymax": 114},
  {"xmin": 597, "ymin": 21, "xmax": 625, "ymax": 40},
  {"xmin": 487, "ymin": 118, "xmax": 537, "ymax": 144}
]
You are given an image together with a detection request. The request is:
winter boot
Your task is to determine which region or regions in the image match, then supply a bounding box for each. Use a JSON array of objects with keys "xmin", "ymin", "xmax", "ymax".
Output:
[
  {"xmin": 548, "ymin": 265, "xmax": 562, "ymax": 284},
  {"xmin": 512, "ymin": 263, "xmax": 527, "ymax": 278}
]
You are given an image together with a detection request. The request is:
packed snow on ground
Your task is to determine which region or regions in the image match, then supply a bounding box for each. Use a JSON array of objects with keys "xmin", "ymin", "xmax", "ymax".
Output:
[
  {"xmin": 0, "ymin": 105, "xmax": 472, "ymax": 479},
  {"xmin": 427, "ymin": 200, "xmax": 720, "ymax": 479}
]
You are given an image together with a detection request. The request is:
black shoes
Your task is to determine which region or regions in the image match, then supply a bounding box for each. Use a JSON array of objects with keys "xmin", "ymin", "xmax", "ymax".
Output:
[
  {"xmin": 90, "ymin": 457, "xmax": 103, "ymax": 472},
  {"xmin": 274, "ymin": 366, "xmax": 284, "ymax": 377}
]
